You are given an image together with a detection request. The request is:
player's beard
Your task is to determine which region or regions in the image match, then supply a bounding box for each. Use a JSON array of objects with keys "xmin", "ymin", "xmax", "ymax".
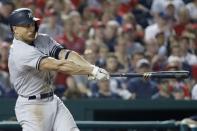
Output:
[
  {"xmin": 23, "ymin": 31, "xmax": 37, "ymax": 44},
  {"xmin": 28, "ymin": 31, "xmax": 36, "ymax": 38}
]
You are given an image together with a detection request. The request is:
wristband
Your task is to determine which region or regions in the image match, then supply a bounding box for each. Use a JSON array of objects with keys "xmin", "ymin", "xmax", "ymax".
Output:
[{"xmin": 65, "ymin": 50, "xmax": 71, "ymax": 59}]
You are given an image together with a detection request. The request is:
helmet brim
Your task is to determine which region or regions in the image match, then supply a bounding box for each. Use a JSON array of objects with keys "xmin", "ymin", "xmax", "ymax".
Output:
[{"xmin": 33, "ymin": 17, "xmax": 40, "ymax": 21}]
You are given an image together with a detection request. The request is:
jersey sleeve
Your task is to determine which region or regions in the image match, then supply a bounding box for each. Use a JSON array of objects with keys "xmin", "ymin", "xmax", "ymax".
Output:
[
  {"xmin": 17, "ymin": 47, "xmax": 48, "ymax": 70},
  {"xmin": 48, "ymin": 37, "xmax": 65, "ymax": 59}
]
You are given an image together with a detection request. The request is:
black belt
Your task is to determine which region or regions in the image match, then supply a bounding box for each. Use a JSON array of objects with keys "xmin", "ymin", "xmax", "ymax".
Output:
[{"xmin": 28, "ymin": 92, "xmax": 53, "ymax": 100}]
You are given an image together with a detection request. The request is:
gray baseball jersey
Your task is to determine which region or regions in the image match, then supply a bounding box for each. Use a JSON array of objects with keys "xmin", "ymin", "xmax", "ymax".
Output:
[{"xmin": 8, "ymin": 34, "xmax": 64, "ymax": 96}]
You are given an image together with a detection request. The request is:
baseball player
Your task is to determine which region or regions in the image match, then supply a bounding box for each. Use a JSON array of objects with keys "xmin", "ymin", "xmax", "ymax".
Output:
[{"xmin": 8, "ymin": 8, "xmax": 110, "ymax": 131}]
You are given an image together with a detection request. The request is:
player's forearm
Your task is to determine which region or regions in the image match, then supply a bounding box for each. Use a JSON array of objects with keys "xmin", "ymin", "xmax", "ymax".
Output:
[
  {"xmin": 66, "ymin": 51, "xmax": 110, "ymax": 80},
  {"xmin": 61, "ymin": 51, "xmax": 94, "ymax": 75},
  {"xmin": 59, "ymin": 49, "xmax": 93, "ymax": 68},
  {"xmin": 39, "ymin": 57, "xmax": 93, "ymax": 75},
  {"xmin": 57, "ymin": 60, "xmax": 93, "ymax": 75},
  {"xmin": 67, "ymin": 51, "xmax": 92, "ymax": 67},
  {"xmin": 40, "ymin": 55, "xmax": 110, "ymax": 80}
]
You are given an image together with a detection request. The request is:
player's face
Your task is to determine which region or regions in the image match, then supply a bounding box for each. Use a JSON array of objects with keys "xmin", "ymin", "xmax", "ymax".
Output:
[{"xmin": 13, "ymin": 22, "xmax": 36, "ymax": 44}]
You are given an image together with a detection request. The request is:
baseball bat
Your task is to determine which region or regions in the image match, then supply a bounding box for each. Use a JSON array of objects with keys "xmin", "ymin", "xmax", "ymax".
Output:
[{"xmin": 110, "ymin": 70, "xmax": 190, "ymax": 79}]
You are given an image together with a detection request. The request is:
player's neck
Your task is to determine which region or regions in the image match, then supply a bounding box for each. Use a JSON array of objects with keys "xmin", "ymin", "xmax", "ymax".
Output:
[{"xmin": 15, "ymin": 37, "xmax": 33, "ymax": 45}]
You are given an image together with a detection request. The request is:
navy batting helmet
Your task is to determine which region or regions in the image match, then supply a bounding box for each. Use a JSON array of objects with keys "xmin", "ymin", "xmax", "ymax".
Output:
[{"xmin": 8, "ymin": 8, "xmax": 39, "ymax": 26}]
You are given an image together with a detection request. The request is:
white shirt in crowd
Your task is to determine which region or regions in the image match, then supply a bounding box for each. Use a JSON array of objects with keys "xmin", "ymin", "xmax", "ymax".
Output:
[
  {"xmin": 186, "ymin": 2, "xmax": 197, "ymax": 21},
  {"xmin": 192, "ymin": 84, "xmax": 197, "ymax": 100}
]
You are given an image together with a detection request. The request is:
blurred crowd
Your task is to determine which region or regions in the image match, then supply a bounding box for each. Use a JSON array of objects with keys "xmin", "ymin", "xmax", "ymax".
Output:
[{"xmin": 0, "ymin": 0, "xmax": 197, "ymax": 100}]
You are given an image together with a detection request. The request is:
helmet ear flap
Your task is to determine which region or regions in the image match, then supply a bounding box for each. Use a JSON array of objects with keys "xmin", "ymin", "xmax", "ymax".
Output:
[
  {"xmin": 35, "ymin": 22, "xmax": 39, "ymax": 32},
  {"xmin": 10, "ymin": 26, "xmax": 14, "ymax": 33}
]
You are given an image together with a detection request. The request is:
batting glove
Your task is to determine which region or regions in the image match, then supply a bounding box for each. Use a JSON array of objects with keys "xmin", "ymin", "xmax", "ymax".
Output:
[{"xmin": 90, "ymin": 65, "xmax": 110, "ymax": 80}]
